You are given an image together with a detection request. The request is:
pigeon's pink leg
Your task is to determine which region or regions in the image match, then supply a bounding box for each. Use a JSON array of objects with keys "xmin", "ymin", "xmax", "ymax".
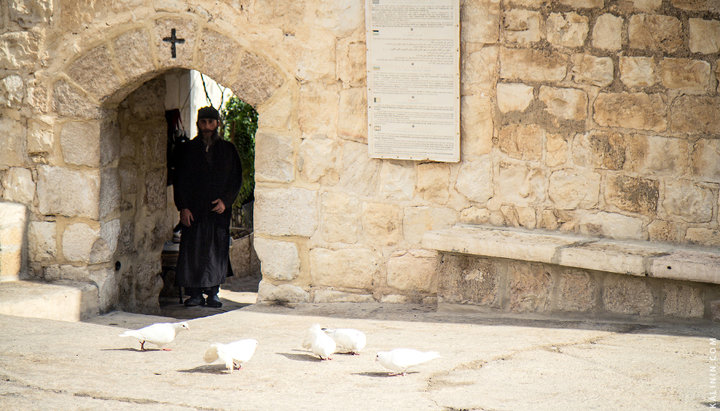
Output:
[
  {"xmin": 140, "ymin": 341, "xmax": 146, "ymax": 351},
  {"xmin": 162, "ymin": 348, "xmax": 172, "ymax": 351}
]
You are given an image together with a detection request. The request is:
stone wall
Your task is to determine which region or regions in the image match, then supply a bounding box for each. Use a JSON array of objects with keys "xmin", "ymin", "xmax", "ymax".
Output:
[{"xmin": 0, "ymin": 0, "xmax": 718, "ymax": 310}]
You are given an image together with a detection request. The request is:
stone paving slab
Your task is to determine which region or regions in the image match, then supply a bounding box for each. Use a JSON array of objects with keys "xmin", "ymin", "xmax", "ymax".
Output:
[{"xmin": 0, "ymin": 302, "xmax": 718, "ymax": 410}]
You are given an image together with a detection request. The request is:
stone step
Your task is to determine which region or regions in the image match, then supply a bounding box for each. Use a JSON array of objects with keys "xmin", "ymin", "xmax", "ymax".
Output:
[{"xmin": 0, "ymin": 280, "xmax": 99, "ymax": 322}]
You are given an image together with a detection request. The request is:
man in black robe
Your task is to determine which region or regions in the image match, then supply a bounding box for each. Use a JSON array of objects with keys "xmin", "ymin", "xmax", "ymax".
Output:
[{"xmin": 174, "ymin": 106, "xmax": 242, "ymax": 308}]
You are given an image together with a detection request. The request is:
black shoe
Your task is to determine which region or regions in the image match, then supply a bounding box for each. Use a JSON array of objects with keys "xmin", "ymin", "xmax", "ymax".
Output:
[
  {"xmin": 206, "ymin": 294, "xmax": 222, "ymax": 308},
  {"xmin": 184, "ymin": 295, "xmax": 205, "ymax": 307}
]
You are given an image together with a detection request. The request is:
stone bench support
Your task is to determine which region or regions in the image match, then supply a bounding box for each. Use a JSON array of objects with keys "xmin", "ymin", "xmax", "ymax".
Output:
[{"xmin": 422, "ymin": 224, "xmax": 720, "ymax": 320}]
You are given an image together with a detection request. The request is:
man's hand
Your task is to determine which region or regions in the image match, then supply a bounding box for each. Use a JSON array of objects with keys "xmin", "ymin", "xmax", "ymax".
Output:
[
  {"xmin": 180, "ymin": 208, "xmax": 194, "ymax": 227},
  {"xmin": 211, "ymin": 199, "xmax": 226, "ymax": 214}
]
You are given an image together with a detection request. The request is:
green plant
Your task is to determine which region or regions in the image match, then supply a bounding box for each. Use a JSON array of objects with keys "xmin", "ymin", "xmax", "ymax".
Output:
[{"xmin": 220, "ymin": 96, "xmax": 257, "ymax": 212}]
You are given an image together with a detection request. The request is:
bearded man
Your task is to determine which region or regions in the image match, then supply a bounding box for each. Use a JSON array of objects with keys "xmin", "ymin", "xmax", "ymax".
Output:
[{"xmin": 173, "ymin": 106, "xmax": 242, "ymax": 308}]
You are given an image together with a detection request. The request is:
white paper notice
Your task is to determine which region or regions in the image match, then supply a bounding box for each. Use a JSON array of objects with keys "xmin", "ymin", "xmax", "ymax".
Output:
[{"xmin": 365, "ymin": 0, "xmax": 460, "ymax": 162}]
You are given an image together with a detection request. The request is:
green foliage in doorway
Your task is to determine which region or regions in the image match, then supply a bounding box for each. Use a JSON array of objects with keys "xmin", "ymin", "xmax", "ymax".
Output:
[{"xmin": 221, "ymin": 96, "xmax": 257, "ymax": 210}]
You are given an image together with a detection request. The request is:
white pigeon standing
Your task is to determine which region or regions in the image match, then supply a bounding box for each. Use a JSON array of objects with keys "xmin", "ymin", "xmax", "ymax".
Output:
[
  {"xmin": 204, "ymin": 339, "xmax": 258, "ymax": 373},
  {"xmin": 118, "ymin": 321, "xmax": 189, "ymax": 351},
  {"xmin": 302, "ymin": 324, "xmax": 336, "ymax": 360},
  {"xmin": 322, "ymin": 327, "xmax": 366, "ymax": 355},
  {"xmin": 375, "ymin": 348, "xmax": 440, "ymax": 376}
]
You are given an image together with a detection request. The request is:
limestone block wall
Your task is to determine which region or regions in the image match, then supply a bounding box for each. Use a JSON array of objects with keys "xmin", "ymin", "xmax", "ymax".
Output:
[{"xmin": 1, "ymin": 0, "xmax": 719, "ymax": 309}]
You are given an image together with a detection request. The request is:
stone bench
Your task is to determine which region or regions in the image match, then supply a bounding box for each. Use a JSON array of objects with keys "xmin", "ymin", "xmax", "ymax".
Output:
[{"xmin": 422, "ymin": 224, "xmax": 720, "ymax": 320}]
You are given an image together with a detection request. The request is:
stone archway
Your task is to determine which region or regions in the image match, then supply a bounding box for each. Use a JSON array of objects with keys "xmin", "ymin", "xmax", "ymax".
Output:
[{"xmin": 34, "ymin": 16, "xmax": 288, "ymax": 313}]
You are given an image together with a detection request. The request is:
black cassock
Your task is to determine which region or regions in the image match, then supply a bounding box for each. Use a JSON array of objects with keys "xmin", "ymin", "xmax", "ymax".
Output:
[{"xmin": 173, "ymin": 136, "xmax": 242, "ymax": 289}]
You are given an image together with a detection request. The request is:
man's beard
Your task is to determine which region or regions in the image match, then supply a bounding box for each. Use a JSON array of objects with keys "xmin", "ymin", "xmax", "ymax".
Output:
[{"xmin": 200, "ymin": 128, "xmax": 219, "ymax": 140}]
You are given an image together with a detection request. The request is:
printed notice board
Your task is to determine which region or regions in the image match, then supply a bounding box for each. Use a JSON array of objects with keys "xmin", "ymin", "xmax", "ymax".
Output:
[{"xmin": 365, "ymin": 0, "xmax": 460, "ymax": 162}]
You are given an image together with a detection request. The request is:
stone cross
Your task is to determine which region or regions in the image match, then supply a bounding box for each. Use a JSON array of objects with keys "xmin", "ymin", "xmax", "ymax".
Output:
[{"xmin": 162, "ymin": 28, "xmax": 185, "ymax": 58}]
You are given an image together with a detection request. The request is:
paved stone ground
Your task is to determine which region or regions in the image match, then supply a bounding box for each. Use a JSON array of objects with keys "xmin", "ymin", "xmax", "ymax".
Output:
[{"xmin": 1, "ymin": 292, "xmax": 718, "ymax": 410}]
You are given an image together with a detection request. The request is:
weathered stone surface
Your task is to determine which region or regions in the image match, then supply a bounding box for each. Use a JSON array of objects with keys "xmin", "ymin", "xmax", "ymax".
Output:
[
  {"xmin": 498, "ymin": 124, "xmax": 543, "ymax": 160},
  {"xmin": 386, "ymin": 249, "xmax": 438, "ymax": 293},
  {"xmin": 619, "ymin": 56, "xmax": 657, "ymax": 88},
  {"xmin": 455, "ymin": 158, "xmax": 493, "ymax": 203},
  {"xmin": 546, "ymin": 12, "xmax": 589, "ymax": 48},
  {"xmin": 255, "ymin": 131, "xmax": 294, "ymax": 183},
  {"xmin": 572, "ymin": 131, "xmax": 626, "ymax": 170},
  {"xmin": 289, "ymin": 28, "xmax": 336, "ymax": 83},
  {"xmin": 233, "ymin": 51, "xmax": 285, "ymax": 108},
  {"xmin": 1, "ymin": 167, "xmax": 34, "ymax": 204},
  {"xmin": 416, "ymin": 163, "xmax": 450, "ymax": 204},
  {"xmin": 362, "ymin": 202, "xmax": 402, "ymax": 246},
  {"xmin": 578, "ymin": 212, "xmax": 644, "ymax": 240},
  {"xmin": 495, "ymin": 162, "xmax": 545, "ymax": 206},
  {"xmin": 9, "ymin": 0, "xmax": 53, "ymax": 28},
  {"xmin": 298, "ymin": 137, "xmax": 339, "ymax": 184},
  {"xmin": 53, "ymin": 80, "xmax": 101, "ymax": 120},
  {"xmin": 571, "ymin": 54, "xmax": 613, "ymax": 87},
  {"xmin": 0, "ymin": 31, "xmax": 39, "ymax": 70},
  {"xmin": 462, "ymin": 0, "xmax": 501, "ymax": 43},
  {"xmin": 336, "ymin": 39, "xmax": 366, "ymax": 88},
  {"xmin": 254, "ymin": 238, "xmax": 300, "ymax": 281},
  {"xmin": 438, "ymin": 254, "xmax": 500, "ymax": 307},
  {"xmin": 403, "ymin": 206, "xmax": 457, "ymax": 245},
  {"xmin": 670, "ymin": 96, "xmax": 720, "ymax": 135},
  {"xmin": 312, "ymin": 289, "xmax": 375, "ymax": 303},
  {"xmin": 89, "ymin": 267, "xmax": 118, "ymax": 312},
  {"xmin": 62, "ymin": 223, "xmax": 101, "ymax": 263},
  {"xmin": 672, "ymin": 0, "xmax": 720, "ymax": 12},
  {"xmin": 60, "ymin": 121, "xmax": 101, "ymax": 167},
  {"xmin": 0, "ymin": 202, "xmax": 25, "ymax": 280},
  {"xmin": 662, "ymin": 180, "xmax": 714, "ymax": 223},
  {"xmin": 627, "ymin": 135, "xmax": 688, "ymax": 175},
  {"xmin": 298, "ymin": 82, "xmax": 338, "ymax": 136},
  {"xmin": 338, "ymin": 141, "xmax": 381, "ymax": 196},
  {"xmin": 113, "ymin": 29, "xmax": 155, "ymax": 83},
  {"xmin": 604, "ymin": 174, "xmax": 659, "ymax": 215},
  {"xmin": 461, "ymin": 94, "xmax": 494, "ymax": 158},
  {"xmin": 0, "ymin": 75, "xmax": 23, "ymax": 107},
  {"xmin": 320, "ymin": 191, "xmax": 360, "ymax": 243},
  {"xmin": 592, "ymin": 13, "xmax": 623, "ymax": 50},
  {"xmin": 337, "ymin": 87, "xmax": 366, "ymax": 143},
  {"xmin": 100, "ymin": 167, "xmax": 121, "ymax": 219},
  {"xmin": 548, "ymin": 170, "xmax": 600, "ymax": 210},
  {"xmin": 689, "ymin": 18, "xmax": 720, "ymax": 54},
  {"xmin": 37, "ymin": 166, "xmax": 99, "ymax": 218},
  {"xmin": 196, "ymin": 29, "xmax": 244, "ymax": 89},
  {"xmin": 500, "ymin": 48, "xmax": 567, "ymax": 82},
  {"xmin": 546, "ymin": 133, "xmax": 568, "ymax": 167},
  {"xmin": 691, "ymin": 139, "xmax": 720, "ymax": 181},
  {"xmin": 660, "ymin": 58, "xmax": 711, "ymax": 92},
  {"xmin": 628, "ymin": 14, "xmax": 683, "ymax": 53},
  {"xmin": 538, "ymin": 86, "xmax": 587, "ymax": 121},
  {"xmin": 663, "ymin": 283, "xmax": 704, "ymax": 318},
  {"xmin": 462, "ymin": 47, "xmax": 498, "ymax": 95},
  {"xmin": 27, "ymin": 116, "xmax": 53, "ymax": 154},
  {"xmin": 594, "ymin": 93, "xmax": 666, "ymax": 132},
  {"xmin": 557, "ymin": 0, "xmax": 603, "ymax": 7},
  {"xmin": 310, "ymin": 248, "xmax": 377, "ymax": 289},
  {"xmin": 508, "ymin": 262, "xmax": 552, "ymax": 313},
  {"xmin": 648, "ymin": 220, "xmax": 684, "ymax": 243},
  {"xmin": 153, "ymin": 17, "xmax": 197, "ymax": 68},
  {"xmin": 556, "ymin": 270, "xmax": 597, "ymax": 312},
  {"xmin": 28, "ymin": 221, "xmax": 56, "ymax": 261},
  {"xmin": 503, "ymin": 9, "xmax": 542, "ymax": 44},
  {"xmin": 686, "ymin": 228, "xmax": 720, "ymax": 247},
  {"xmin": 66, "ymin": 45, "xmax": 122, "ymax": 100},
  {"xmin": 258, "ymin": 280, "xmax": 310, "ymax": 303},
  {"xmin": 254, "ymin": 187, "xmax": 318, "ymax": 237},
  {"xmin": 496, "ymin": 83, "xmax": 533, "ymax": 113},
  {"xmin": 626, "ymin": 0, "xmax": 662, "ymax": 11},
  {"xmin": 603, "ymin": 275, "xmax": 654, "ymax": 316},
  {"xmin": 142, "ymin": 168, "xmax": 165, "ymax": 212},
  {"xmin": 379, "ymin": 161, "xmax": 414, "ymax": 201},
  {"xmin": 310, "ymin": 0, "xmax": 363, "ymax": 37},
  {"xmin": 0, "ymin": 116, "xmax": 25, "ymax": 168}
]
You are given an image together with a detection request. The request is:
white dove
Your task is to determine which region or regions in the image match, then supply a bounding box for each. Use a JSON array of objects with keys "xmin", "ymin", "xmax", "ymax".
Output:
[
  {"xmin": 322, "ymin": 327, "xmax": 366, "ymax": 355},
  {"xmin": 118, "ymin": 321, "xmax": 189, "ymax": 351},
  {"xmin": 204, "ymin": 339, "xmax": 258, "ymax": 373},
  {"xmin": 375, "ymin": 348, "xmax": 440, "ymax": 376},
  {"xmin": 302, "ymin": 324, "xmax": 336, "ymax": 360}
]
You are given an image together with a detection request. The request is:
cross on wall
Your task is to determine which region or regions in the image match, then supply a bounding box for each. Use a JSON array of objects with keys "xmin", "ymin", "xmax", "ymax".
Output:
[{"xmin": 162, "ymin": 28, "xmax": 185, "ymax": 58}]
